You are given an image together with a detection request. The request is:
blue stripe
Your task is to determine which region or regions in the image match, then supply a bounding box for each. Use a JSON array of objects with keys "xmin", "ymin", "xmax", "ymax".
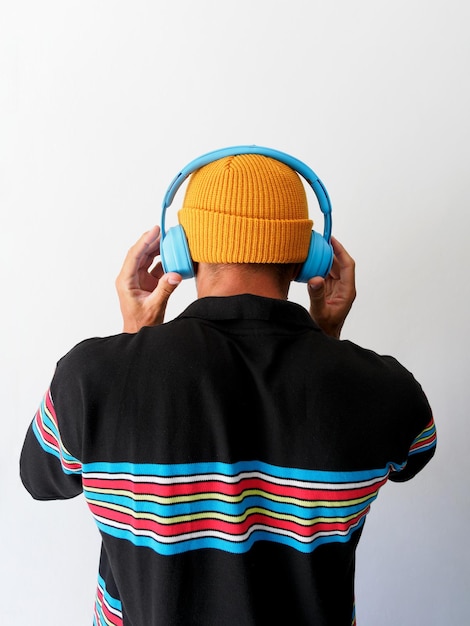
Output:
[
  {"xmin": 83, "ymin": 460, "xmax": 404, "ymax": 482},
  {"xmin": 97, "ymin": 573, "xmax": 122, "ymax": 612}
]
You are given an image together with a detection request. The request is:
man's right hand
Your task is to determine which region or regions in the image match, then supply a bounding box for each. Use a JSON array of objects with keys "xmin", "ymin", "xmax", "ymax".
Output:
[{"xmin": 115, "ymin": 226, "xmax": 182, "ymax": 333}]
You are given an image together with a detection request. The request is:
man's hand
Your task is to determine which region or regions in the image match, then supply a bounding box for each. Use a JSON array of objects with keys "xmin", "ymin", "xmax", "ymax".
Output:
[
  {"xmin": 115, "ymin": 226, "xmax": 182, "ymax": 333},
  {"xmin": 307, "ymin": 237, "xmax": 356, "ymax": 339}
]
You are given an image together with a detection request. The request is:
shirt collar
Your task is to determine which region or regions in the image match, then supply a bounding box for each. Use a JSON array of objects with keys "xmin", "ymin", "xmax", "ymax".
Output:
[{"xmin": 177, "ymin": 294, "xmax": 318, "ymax": 329}]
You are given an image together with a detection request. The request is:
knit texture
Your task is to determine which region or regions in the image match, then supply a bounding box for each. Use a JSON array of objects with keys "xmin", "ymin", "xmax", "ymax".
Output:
[{"xmin": 178, "ymin": 154, "xmax": 313, "ymax": 263}]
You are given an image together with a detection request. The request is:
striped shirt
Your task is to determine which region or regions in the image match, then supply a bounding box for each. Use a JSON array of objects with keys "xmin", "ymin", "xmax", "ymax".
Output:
[{"xmin": 21, "ymin": 295, "xmax": 436, "ymax": 625}]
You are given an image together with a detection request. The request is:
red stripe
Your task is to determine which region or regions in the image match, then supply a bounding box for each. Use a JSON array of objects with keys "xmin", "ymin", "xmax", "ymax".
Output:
[{"xmin": 44, "ymin": 390, "xmax": 56, "ymax": 416}]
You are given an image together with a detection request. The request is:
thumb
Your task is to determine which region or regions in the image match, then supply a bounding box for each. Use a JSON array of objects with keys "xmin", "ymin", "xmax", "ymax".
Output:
[
  {"xmin": 147, "ymin": 273, "xmax": 182, "ymax": 324},
  {"xmin": 308, "ymin": 276, "xmax": 325, "ymax": 300},
  {"xmin": 307, "ymin": 277, "xmax": 326, "ymax": 317}
]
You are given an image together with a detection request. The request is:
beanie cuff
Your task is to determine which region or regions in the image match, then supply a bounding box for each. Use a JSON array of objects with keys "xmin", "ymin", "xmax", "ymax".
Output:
[{"xmin": 179, "ymin": 207, "xmax": 313, "ymax": 264}]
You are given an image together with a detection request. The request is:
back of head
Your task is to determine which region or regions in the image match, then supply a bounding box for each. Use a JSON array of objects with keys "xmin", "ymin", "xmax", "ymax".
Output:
[{"xmin": 178, "ymin": 154, "xmax": 313, "ymax": 265}]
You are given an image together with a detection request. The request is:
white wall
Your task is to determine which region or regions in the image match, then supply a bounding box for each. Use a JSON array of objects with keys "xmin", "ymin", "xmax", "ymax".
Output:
[{"xmin": 1, "ymin": 1, "xmax": 469, "ymax": 624}]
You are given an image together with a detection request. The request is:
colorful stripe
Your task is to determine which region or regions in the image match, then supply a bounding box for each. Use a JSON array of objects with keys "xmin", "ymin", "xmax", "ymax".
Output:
[
  {"xmin": 409, "ymin": 419, "xmax": 436, "ymax": 456},
  {"xmin": 31, "ymin": 389, "xmax": 435, "ymax": 561},
  {"xmin": 93, "ymin": 573, "xmax": 123, "ymax": 626},
  {"xmin": 32, "ymin": 390, "xmax": 82, "ymax": 474},
  {"xmin": 82, "ymin": 460, "xmax": 404, "ymax": 556}
]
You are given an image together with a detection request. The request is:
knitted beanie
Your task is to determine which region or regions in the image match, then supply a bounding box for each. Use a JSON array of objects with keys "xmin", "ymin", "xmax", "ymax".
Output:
[{"xmin": 178, "ymin": 154, "xmax": 313, "ymax": 264}]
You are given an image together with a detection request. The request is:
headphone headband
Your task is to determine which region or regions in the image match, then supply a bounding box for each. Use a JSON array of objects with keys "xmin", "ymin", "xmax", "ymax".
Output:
[{"xmin": 161, "ymin": 145, "xmax": 332, "ymax": 242}]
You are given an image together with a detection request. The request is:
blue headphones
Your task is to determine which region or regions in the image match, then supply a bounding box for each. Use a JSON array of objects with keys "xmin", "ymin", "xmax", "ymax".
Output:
[{"xmin": 160, "ymin": 145, "xmax": 334, "ymax": 283}]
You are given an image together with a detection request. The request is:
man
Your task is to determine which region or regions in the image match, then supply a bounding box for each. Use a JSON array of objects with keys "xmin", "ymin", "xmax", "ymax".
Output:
[{"xmin": 21, "ymin": 151, "xmax": 436, "ymax": 625}]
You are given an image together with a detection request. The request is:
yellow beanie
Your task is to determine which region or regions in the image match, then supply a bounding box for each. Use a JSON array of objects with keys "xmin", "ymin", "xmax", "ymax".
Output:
[{"xmin": 178, "ymin": 154, "xmax": 313, "ymax": 264}]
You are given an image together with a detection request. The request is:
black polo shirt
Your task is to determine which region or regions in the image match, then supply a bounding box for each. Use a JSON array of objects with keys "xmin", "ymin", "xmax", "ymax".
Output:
[{"xmin": 21, "ymin": 295, "xmax": 436, "ymax": 625}]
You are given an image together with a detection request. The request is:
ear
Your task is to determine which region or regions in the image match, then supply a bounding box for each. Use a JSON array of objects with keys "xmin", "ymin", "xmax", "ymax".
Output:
[{"xmin": 291, "ymin": 263, "xmax": 303, "ymax": 282}]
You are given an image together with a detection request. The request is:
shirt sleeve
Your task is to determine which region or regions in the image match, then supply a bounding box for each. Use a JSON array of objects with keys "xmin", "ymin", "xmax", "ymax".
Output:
[
  {"xmin": 20, "ymin": 335, "xmax": 124, "ymax": 500},
  {"xmin": 388, "ymin": 415, "xmax": 437, "ymax": 483},
  {"xmin": 20, "ymin": 387, "xmax": 83, "ymax": 500}
]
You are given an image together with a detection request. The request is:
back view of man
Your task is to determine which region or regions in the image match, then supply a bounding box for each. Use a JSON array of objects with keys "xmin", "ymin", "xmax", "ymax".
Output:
[{"xmin": 21, "ymin": 150, "xmax": 436, "ymax": 625}]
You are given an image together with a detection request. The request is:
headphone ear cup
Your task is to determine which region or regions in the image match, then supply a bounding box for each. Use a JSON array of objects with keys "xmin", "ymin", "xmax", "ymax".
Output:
[
  {"xmin": 295, "ymin": 231, "xmax": 334, "ymax": 283},
  {"xmin": 160, "ymin": 225, "xmax": 195, "ymax": 279}
]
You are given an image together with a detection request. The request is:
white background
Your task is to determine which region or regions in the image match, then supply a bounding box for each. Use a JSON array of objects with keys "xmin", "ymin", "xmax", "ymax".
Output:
[{"xmin": 1, "ymin": 1, "xmax": 469, "ymax": 624}]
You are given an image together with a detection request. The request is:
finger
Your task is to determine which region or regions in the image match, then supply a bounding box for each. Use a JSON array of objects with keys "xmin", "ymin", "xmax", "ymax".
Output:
[
  {"xmin": 330, "ymin": 238, "xmax": 355, "ymax": 289},
  {"xmin": 328, "ymin": 255, "xmax": 341, "ymax": 280},
  {"xmin": 307, "ymin": 277, "xmax": 327, "ymax": 315},
  {"xmin": 145, "ymin": 273, "xmax": 182, "ymax": 324},
  {"xmin": 140, "ymin": 226, "xmax": 162, "ymax": 259},
  {"xmin": 134, "ymin": 225, "xmax": 162, "ymax": 269},
  {"xmin": 148, "ymin": 259, "xmax": 165, "ymax": 281},
  {"xmin": 117, "ymin": 226, "xmax": 161, "ymax": 289},
  {"xmin": 331, "ymin": 237, "xmax": 355, "ymax": 273}
]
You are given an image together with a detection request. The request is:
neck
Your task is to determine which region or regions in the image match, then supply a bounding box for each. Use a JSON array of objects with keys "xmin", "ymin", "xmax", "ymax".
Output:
[{"xmin": 195, "ymin": 263, "xmax": 295, "ymax": 300}]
